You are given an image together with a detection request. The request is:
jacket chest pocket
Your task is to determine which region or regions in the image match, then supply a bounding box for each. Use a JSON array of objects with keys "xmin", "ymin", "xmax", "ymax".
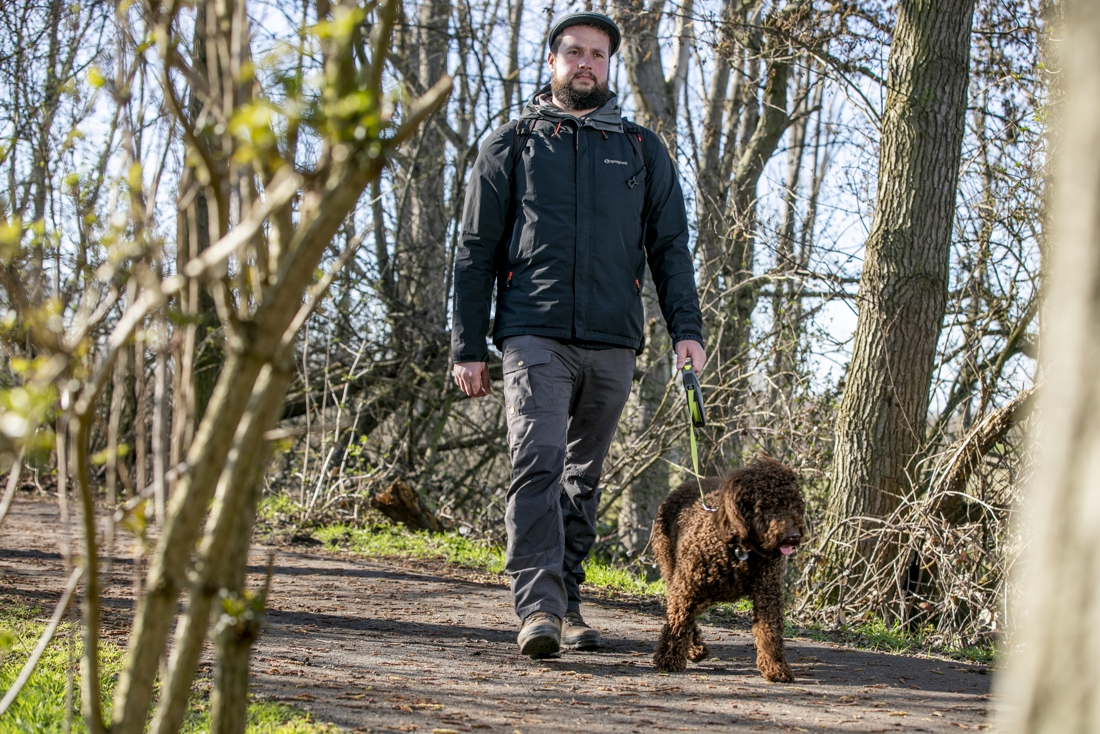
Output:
[
  {"xmin": 503, "ymin": 348, "xmax": 562, "ymax": 415},
  {"xmin": 596, "ymin": 150, "xmax": 645, "ymax": 214}
]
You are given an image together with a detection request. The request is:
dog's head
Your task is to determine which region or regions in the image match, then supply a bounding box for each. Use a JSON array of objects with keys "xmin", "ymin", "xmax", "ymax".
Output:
[{"xmin": 713, "ymin": 457, "xmax": 807, "ymax": 557}]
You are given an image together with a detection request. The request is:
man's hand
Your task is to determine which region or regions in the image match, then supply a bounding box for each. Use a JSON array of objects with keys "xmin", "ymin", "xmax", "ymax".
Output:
[
  {"xmin": 453, "ymin": 361, "xmax": 491, "ymax": 397},
  {"xmin": 674, "ymin": 340, "xmax": 707, "ymax": 374}
]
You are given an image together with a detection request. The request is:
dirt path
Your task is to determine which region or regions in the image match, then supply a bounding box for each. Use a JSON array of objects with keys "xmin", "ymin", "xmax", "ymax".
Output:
[{"xmin": 1, "ymin": 497, "xmax": 996, "ymax": 733}]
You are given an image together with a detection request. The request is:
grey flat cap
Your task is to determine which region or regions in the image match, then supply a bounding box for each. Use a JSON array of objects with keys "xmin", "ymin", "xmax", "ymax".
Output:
[{"xmin": 548, "ymin": 12, "xmax": 621, "ymax": 56}]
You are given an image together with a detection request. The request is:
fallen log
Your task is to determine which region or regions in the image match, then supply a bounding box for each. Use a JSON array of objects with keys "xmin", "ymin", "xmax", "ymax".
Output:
[{"xmin": 370, "ymin": 480, "xmax": 445, "ymax": 533}]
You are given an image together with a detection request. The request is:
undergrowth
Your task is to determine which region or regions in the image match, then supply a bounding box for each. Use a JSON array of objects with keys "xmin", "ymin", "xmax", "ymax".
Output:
[{"xmin": 0, "ymin": 604, "xmax": 337, "ymax": 733}]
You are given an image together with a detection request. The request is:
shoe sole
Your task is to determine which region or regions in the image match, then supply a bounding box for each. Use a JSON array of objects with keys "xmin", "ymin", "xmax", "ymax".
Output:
[
  {"xmin": 519, "ymin": 633, "xmax": 561, "ymax": 658},
  {"xmin": 562, "ymin": 631, "xmax": 601, "ymax": 651}
]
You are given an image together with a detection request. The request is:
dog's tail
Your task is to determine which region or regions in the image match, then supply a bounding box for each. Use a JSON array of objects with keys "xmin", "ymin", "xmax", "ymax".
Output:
[{"xmin": 650, "ymin": 507, "xmax": 675, "ymax": 578}]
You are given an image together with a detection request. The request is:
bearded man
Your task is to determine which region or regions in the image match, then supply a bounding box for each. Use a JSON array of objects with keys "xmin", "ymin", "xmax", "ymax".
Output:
[{"xmin": 451, "ymin": 12, "xmax": 705, "ymax": 658}]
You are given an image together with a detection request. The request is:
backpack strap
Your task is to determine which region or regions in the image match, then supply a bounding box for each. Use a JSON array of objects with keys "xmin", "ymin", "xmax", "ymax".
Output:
[
  {"xmin": 622, "ymin": 118, "xmax": 647, "ymax": 172},
  {"xmin": 495, "ymin": 119, "xmax": 532, "ymax": 279},
  {"xmin": 510, "ymin": 119, "xmax": 533, "ymax": 175}
]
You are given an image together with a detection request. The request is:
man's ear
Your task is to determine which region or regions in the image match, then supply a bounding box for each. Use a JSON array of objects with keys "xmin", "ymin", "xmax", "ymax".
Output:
[{"xmin": 714, "ymin": 488, "xmax": 748, "ymax": 544}]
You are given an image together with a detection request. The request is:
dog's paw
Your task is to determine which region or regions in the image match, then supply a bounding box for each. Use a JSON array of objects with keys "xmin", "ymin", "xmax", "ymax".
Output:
[
  {"xmin": 687, "ymin": 643, "xmax": 710, "ymax": 663},
  {"xmin": 758, "ymin": 660, "xmax": 794, "ymax": 683},
  {"xmin": 654, "ymin": 652, "xmax": 688, "ymax": 673}
]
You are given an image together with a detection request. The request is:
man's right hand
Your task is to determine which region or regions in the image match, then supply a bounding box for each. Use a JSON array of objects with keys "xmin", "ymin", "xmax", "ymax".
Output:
[{"xmin": 453, "ymin": 361, "xmax": 491, "ymax": 397}]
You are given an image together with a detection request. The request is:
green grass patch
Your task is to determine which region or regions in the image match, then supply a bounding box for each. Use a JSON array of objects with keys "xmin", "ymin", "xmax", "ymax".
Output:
[
  {"xmin": 258, "ymin": 493, "xmax": 304, "ymax": 525},
  {"xmin": 788, "ymin": 617, "xmax": 996, "ymax": 665},
  {"xmin": 0, "ymin": 604, "xmax": 335, "ymax": 733},
  {"xmin": 312, "ymin": 522, "xmax": 667, "ymax": 596},
  {"xmin": 0, "ymin": 606, "xmax": 122, "ymax": 733},
  {"xmin": 314, "ymin": 523, "xmax": 507, "ymax": 573},
  {"xmin": 698, "ymin": 600, "xmax": 752, "ymax": 623},
  {"xmin": 182, "ymin": 701, "xmax": 340, "ymax": 734},
  {"xmin": 582, "ymin": 562, "xmax": 665, "ymax": 597}
]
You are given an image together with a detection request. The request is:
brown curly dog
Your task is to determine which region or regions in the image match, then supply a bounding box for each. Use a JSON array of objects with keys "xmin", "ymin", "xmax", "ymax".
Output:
[{"xmin": 652, "ymin": 456, "xmax": 806, "ymax": 681}]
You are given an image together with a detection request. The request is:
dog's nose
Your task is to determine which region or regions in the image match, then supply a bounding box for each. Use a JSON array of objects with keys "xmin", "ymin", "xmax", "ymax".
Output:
[{"xmin": 784, "ymin": 530, "xmax": 802, "ymax": 542}]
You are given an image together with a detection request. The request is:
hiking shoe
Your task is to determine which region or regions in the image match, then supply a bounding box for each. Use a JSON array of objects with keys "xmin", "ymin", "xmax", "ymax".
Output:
[
  {"xmin": 562, "ymin": 610, "xmax": 601, "ymax": 650},
  {"xmin": 517, "ymin": 612, "xmax": 561, "ymax": 658}
]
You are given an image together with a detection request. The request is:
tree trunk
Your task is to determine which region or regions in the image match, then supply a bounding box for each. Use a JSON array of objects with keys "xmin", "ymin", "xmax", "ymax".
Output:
[
  {"xmin": 716, "ymin": 42, "xmax": 790, "ymax": 375},
  {"xmin": 610, "ymin": 0, "xmax": 678, "ymax": 136},
  {"xmin": 993, "ymin": 2, "xmax": 1100, "ymax": 729},
  {"xmin": 609, "ymin": 0, "xmax": 685, "ymax": 555},
  {"xmin": 617, "ymin": 309, "xmax": 671, "ymax": 558},
  {"xmin": 392, "ymin": 0, "xmax": 451, "ymax": 341},
  {"xmin": 173, "ymin": 0, "xmax": 225, "ymax": 466},
  {"xmin": 208, "ymin": 370, "xmax": 287, "ymax": 734},
  {"xmin": 827, "ymin": 0, "xmax": 976, "ymax": 546},
  {"xmin": 500, "ymin": 0, "xmax": 524, "ymax": 125},
  {"xmin": 769, "ymin": 63, "xmax": 813, "ymax": 406}
]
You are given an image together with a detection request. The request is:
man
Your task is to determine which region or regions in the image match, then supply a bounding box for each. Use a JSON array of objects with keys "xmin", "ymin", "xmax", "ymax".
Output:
[{"xmin": 451, "ymin": 12, "xmax": 705, "ymax": 658}]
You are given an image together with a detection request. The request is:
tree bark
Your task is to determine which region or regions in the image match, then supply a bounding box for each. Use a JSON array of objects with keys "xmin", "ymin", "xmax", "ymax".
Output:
[
  {"xmin": 609, "ymin": 0, "xmax": 685, "ymax": 555},
  {"xmin": 617, "ymin": 314, "xmax": 671, "ymax": 558},
  {"xmin": 392, "ymin": 0, "xmax": 451, "ymax": 341},
  {"xmin": 610, "ymin": 0, "xmax": 678, "ymax": 136},
  {"xmin": 500, "ymin": 0, "xmax": 524, "ymax": 124},
  {"xmin": 993, "ymin": 2, "xmax": 1100, "ymax": 729},
  {"xmin": 769, "ymin": 64, "xmax": 813, "ymax": 406},
  {"xmin": 827, "ymin": 0, "xmax": 976, "ymax": 543},
  {"xmin": 173, "ymin": 0, "xmax": 225, "ymax": 464}
]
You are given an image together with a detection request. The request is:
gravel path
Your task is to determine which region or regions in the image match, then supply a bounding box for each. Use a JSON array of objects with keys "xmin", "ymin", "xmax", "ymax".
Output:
[{"xmin": 0, "ymin": 496, "xmax": 996, "ymax": 733}]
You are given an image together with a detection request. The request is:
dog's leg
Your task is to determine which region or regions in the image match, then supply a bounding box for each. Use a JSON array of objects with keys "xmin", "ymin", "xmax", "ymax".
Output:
[
  {"xmin": 751, "ymin": 565, "xmax": 794, "ymax": 683},
  {"xmin": 687, "ymin": 622, "xmax": 709, "ymax": 663},
  {"xmin": 654, "ymin": 583, "xmax": 695, "ymax": 672}
]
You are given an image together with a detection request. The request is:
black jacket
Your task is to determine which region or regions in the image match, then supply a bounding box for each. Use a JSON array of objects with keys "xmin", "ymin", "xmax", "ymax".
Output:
[{"xmin": 450, "ymin": 90, "xmax": 703, "ymax": 362}]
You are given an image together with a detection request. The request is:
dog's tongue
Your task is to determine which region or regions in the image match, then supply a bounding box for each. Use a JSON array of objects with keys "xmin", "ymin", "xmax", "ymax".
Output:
[{"xmin": 779, "ymin": 545, "xmax": 794, "ymax": 556}]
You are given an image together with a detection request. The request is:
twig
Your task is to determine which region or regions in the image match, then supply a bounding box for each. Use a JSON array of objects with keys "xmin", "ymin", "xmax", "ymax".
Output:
[{"xmin": 0, "ymin": 448, "xmax": 27, "ymax": 532}]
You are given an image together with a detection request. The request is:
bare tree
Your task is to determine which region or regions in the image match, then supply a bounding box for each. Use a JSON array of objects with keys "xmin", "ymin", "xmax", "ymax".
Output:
[{"xmin": 826, "ymin": 0, "xmax": 977, "ymax": 559}]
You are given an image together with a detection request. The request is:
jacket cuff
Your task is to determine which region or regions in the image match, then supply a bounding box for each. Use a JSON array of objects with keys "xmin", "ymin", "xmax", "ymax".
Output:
[
  {"xmin": 672, "ymin": 334, "xmax": 704, "ymax": 347},
  {"xmin": 452, "ymin": 350, "xmax": 489, "ymax": 364}
]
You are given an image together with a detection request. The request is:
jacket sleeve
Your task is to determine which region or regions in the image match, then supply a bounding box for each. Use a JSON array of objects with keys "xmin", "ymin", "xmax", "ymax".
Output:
[
  {"xmin": 641, "ymin": 129, "xmax": 704, "ymax": 345},
  {"xmin": 451, "ymin": 123, "xmax": 517, "ymax": 363}
]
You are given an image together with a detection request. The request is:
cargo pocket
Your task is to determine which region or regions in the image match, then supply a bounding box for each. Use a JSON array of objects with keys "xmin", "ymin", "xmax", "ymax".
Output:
[{"xmin": 503, "ymin": 348, "xmax": 554, "ymax": 415}]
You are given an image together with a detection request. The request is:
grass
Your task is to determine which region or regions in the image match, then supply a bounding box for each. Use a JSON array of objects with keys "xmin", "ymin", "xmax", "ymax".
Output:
[
  {"xmin": 311, "ymin": 521, "xmax": 667, "ymax": 596},
  {"xmin": 0, "ymin": 604, "xmax": 337, "ymax": 734},
  {"xmin": 313, "ymin": 523, "xmax": 507, "ymax": 573},
  {"xmin": 788, "ymin": 617, "xmax": 997, "ymax": 665},
  {"xmin": 182, "ymin": 701, "xmax": 340, "ymax": 734}
]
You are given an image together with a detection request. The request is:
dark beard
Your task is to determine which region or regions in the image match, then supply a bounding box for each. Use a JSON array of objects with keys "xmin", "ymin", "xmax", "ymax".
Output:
[{"xmin": 551, "ymin": 72, "xmax": 613, "ymax": 111}]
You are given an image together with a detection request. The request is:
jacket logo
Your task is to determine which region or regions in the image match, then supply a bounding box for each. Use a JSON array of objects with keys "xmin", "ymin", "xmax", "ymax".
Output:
[{"xmin": 604, "ymin": 158, "xmax": 628, "ymax": 165}]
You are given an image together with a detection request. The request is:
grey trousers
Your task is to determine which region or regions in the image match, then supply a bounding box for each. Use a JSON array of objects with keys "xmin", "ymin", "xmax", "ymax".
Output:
[{"xmin": 501, "ymin": 335, "xmax": 636, "ymax": 621}]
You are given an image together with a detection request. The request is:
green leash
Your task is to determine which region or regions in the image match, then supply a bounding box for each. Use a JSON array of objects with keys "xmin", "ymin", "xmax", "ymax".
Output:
[{"xmin": 681, "ymin": 360, "xmax": 716, "ymax": 513}]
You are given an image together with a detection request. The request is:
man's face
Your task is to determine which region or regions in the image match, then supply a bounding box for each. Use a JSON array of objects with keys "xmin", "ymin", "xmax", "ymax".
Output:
[{"xmin": 548, "ymin": 25, "xmax": 612, "ymax": 111}]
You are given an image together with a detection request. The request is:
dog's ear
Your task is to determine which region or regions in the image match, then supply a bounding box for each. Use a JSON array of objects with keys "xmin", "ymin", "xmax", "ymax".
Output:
[{"xmin": 714, "ymin": 485, "xmax": 749, "ymax": 544}]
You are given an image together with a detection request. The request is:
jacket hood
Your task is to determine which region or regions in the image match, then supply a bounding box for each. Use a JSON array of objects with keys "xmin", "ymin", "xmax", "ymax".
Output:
[{"xmin": 520, "ymin": 85, "xmax": 624, "ymax": 133}]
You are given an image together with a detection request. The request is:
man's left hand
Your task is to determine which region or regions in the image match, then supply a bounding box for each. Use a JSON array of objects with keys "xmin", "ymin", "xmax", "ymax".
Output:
[{"xmin": 675, "ymin": 340, "xmax": 707, "ymax": 374}]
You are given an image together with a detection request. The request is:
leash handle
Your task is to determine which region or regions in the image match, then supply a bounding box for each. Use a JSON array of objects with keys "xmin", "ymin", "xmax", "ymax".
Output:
[
  {"xmin": 681, "ymin": 360, "xmax": 706, "ymax": 427},
  {"xmin": 681, "ymin": 359, "xmax": 716, "ymax": 512}
]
